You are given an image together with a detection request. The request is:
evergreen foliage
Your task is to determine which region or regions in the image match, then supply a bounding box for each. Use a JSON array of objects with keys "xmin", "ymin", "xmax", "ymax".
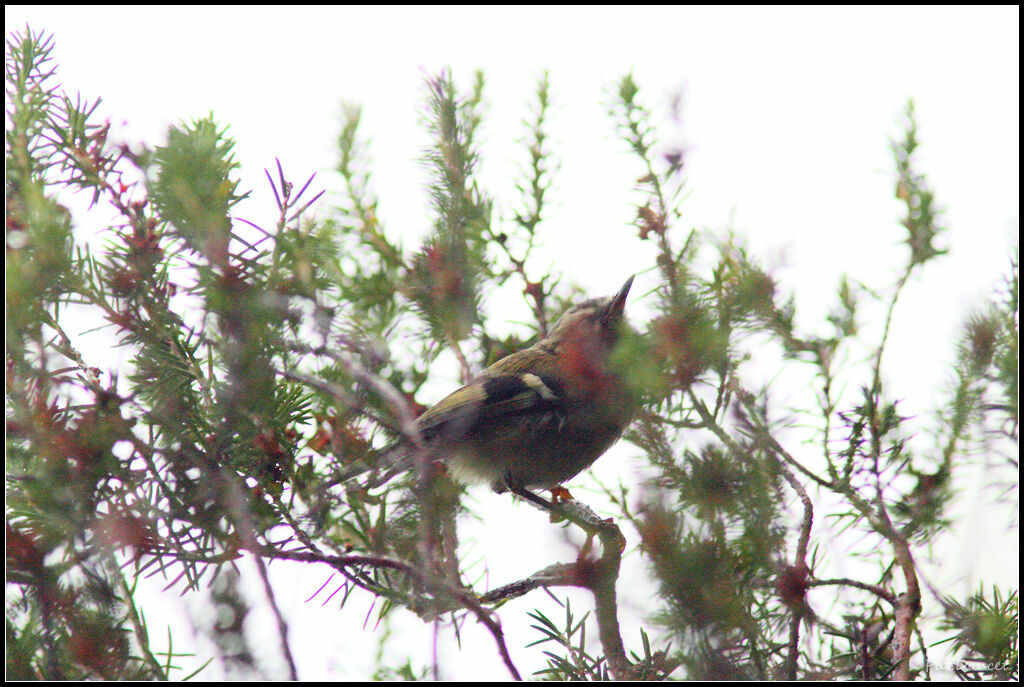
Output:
[{"xmin": 5, "ymin": 28, "xmax": 1017, "ymax": 680}]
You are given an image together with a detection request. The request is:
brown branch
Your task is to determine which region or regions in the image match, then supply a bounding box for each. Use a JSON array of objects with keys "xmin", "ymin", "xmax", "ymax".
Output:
[
  {"xmin": 501, "ymin": 491, "xmax": 639, "ymax": 680},
  {"xmin": 873, "ymin": 505, "xmax": 921, "ymax": 681},
  {"xmin": 251, "ymin": 551, "xmax": 299, "ymax": 679},
  {"xmin": 588, "ymin": 537, "xmax": 631, "ymax": 681},
  {"xmin": 478, "ymin": 563, "xmax": 576, "ymax": 605},
  {"xmin": 774, "ymin": 456, "xmax": 814, "ymax": 681},
  {"xmin": 810, "ymin": 578, "xmax": 897, "ymax": 606},
  {"xmin": 114, "ymin": 571, "xmax": 167, "ymax": 679},
  {"xmin": 728, "ymin": 387, "xmax": 819, "ymax": 682},
  {"xmin": 447, "ymin": 335, "xmax": 473, "ymax": 385},
  {"xmin": 220, "ymin": 472, "xmax": 299, "ymax": 680}
]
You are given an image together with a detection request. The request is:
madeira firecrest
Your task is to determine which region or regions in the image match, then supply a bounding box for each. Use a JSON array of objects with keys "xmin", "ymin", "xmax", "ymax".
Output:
[{"xmin": 352, "ymin": 276, "xmax": 638, "ymax": 494}]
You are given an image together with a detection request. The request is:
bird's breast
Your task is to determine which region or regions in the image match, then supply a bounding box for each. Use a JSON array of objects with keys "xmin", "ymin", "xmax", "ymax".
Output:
[{"xmin": 445, "ymin": 405, "xmax": 631, "ymax": 490}]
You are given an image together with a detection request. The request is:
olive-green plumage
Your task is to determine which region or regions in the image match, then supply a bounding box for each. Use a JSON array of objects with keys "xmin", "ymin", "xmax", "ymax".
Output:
[{"xmin": 354, "ymin": 276, "xmax": 638, "ymax": 492}]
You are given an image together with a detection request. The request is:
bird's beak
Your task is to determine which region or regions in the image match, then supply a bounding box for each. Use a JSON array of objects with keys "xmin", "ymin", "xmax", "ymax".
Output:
[{"xmin": 603, "ymin": 275, "xmax": 634, "ymax": 322}]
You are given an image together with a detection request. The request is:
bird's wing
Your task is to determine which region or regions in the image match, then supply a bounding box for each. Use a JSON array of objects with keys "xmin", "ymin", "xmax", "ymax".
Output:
[{"xmin": 415, "ymin": 372, "xmax": 566, "ymax": 439}]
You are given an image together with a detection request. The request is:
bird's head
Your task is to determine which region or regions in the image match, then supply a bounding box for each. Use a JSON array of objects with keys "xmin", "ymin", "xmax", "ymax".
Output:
[{"xmin": 546, "ymin": 275, "xmax": 634, "ymax": 349}]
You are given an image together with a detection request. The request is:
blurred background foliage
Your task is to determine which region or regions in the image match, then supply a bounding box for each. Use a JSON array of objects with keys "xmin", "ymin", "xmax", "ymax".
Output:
[{"xmin": 5, "ymin": 27, "xmax": 1017, "ymax": 680}]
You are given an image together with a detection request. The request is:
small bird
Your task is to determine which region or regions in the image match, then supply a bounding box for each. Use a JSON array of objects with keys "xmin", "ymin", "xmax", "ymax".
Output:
[{"xmin": 347, "ymin": 276, "xmax": 639, "ymax": 496}]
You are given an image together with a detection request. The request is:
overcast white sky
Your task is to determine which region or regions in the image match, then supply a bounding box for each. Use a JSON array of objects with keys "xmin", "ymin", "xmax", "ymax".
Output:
[{"xmin": 5, "ymin": 5, "xmax": 1019, "ymax": 680}]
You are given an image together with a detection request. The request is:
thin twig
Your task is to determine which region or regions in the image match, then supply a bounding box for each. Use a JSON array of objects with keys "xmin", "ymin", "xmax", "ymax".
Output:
[{"xmin": 810, "ymin": 578, "xmax": 897, "ymax": 605}]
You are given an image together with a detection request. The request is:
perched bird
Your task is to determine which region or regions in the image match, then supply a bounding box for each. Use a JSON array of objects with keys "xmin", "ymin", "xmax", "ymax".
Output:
[{"xmin": 351, "ymin": 276, "xmax": 638, "ymax": 495}]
